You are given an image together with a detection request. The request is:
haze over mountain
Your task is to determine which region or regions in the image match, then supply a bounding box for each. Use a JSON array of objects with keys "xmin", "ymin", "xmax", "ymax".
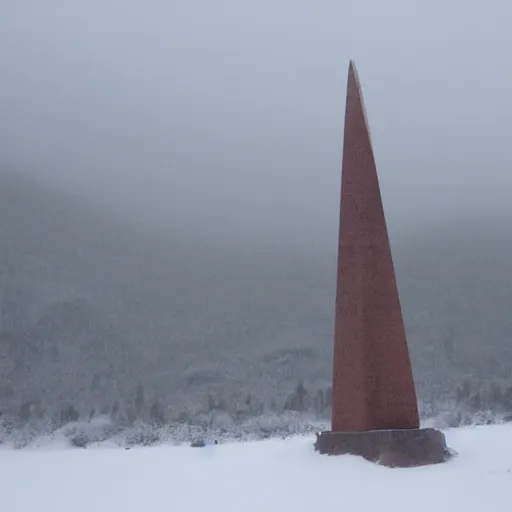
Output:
[
  {"xmin": 2, "ymin": 1, "xmax": 512, "ymax": 436},
  {"xmin": 1, "ymin": 170, "xmax": 511, "ymax": 426},
  {"xmin": 2, "ymin": 1, "xmax": 512, "ymax": 247}
]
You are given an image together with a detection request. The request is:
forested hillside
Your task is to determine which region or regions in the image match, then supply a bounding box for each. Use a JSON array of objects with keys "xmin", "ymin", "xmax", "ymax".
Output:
[{"xmin": 1, "ymin": 170, "xmax": 511, "ymax": 439}]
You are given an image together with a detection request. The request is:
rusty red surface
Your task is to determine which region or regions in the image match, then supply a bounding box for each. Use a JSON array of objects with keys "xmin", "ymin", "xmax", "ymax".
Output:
[{"xmin": 331, "ymin": 61, "xmax": 419, "ymax": 432}]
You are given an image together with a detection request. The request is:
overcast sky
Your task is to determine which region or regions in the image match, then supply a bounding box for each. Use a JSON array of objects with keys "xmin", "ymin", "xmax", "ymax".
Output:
[{"xmin": 1, "ymin": 0, "xmax": 511, "ymax": 247}]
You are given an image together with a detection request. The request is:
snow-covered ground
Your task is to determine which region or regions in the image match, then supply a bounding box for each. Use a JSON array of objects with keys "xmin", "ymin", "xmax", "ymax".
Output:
[{"xmin": 4, "ymin": 423, "xmax": 511, "ymax": 512}]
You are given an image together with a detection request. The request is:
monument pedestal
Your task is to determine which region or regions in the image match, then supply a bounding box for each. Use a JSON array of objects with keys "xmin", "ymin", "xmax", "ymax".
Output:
[{"xmin": 314, "ymin": 428, "xmax": 452, "ymax": 468}]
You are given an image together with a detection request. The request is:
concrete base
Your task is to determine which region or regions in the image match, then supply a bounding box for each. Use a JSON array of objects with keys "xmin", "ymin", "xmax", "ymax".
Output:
[{"xmin": 314, "ymin": 428, "xmax": 453, "ymax": 468}]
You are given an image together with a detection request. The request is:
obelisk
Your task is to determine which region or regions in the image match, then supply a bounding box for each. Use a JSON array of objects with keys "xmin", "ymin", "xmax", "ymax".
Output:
[{"xmin": 314, "ymin": 61, "xmax": 450, "ymax": 467}]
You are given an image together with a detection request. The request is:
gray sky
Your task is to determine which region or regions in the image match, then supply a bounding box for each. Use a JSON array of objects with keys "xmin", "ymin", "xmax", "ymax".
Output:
[{"xmin": 1, "ymin": 0, "xmax": 511, "ymax": 247}]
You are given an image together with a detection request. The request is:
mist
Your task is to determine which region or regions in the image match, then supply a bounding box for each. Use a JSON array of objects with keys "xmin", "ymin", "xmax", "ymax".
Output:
[
  {"xmin": 1, "ymin": 0, "xmax": 511, "ymax": 247},
  {"xmin": 3, "ymin": 1, "xmax": 512, "ymax": 447}
]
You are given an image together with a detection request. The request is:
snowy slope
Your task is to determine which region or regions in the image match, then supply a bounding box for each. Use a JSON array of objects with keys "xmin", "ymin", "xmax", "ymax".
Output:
[{"xmin": 4, "ymin": 424, "xmax": 511, "ymax": 512}]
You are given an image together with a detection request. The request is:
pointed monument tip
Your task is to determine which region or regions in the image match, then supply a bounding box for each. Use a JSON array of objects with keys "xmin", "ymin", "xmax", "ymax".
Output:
[{"xmin": 347, "ymin": 60, "xmax": 360, "ymax": 87}]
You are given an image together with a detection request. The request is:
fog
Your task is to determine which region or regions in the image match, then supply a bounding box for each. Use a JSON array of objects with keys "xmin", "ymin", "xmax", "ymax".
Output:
[
  {"xmin": 3, "ymin": 1, "xmax": 512, "ymax": 445},
  {"xmin": 1, "ymin": 0, "xmax": 511, "ymax": 246}
]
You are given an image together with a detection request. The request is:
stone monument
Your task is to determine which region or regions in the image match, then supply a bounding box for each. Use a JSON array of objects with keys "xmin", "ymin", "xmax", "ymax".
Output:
[{"xmin": 314, "ymin": 61, "xmax": 451, "ymax": 467}]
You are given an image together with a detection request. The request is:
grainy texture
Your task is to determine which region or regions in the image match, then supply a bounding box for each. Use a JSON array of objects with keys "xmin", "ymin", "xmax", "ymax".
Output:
[{"xmin": 331, "ymin": 61, "xmax": 419, "ymax": 432}]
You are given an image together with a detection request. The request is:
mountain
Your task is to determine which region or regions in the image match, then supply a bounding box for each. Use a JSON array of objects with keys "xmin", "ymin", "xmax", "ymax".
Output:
[
  {"xmin": 0, "ymin": 170, "xmax": 335, "ymax": 418},
  {"xmin": 395, "ymin": 221, "xmax": 512, "ymax": 404},
  {"xmin": 1, "ymin": 169, "xmax": 511, "ymax": 422}
]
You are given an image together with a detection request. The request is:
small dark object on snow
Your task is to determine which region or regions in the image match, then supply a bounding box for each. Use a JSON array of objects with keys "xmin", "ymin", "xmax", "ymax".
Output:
[{"xmin": 191, "ymin": 440, "xmax": 218, "ymax": 447}]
